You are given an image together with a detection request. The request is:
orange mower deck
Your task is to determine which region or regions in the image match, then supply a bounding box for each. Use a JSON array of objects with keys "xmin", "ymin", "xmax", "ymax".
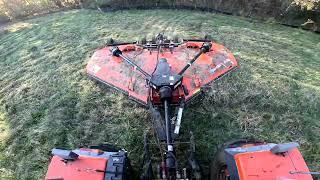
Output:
[{"xmin": 86, "ymin": 41, "xmax": 238, "ymax": 106}]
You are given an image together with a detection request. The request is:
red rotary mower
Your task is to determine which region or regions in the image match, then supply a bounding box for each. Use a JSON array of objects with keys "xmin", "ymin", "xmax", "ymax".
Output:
[
  {"xmin": 45, "ymin": 34, "xmax": 314, "ymax": 180},
  {"xmin": 85, "ymin": 34, "xmax": 237, "ymax": 178}
]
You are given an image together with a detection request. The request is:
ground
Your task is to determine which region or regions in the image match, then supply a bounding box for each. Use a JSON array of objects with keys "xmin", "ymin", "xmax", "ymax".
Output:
[{"xmin": 0, "ymin": 9, "xmax": 319, "ymax": 179}]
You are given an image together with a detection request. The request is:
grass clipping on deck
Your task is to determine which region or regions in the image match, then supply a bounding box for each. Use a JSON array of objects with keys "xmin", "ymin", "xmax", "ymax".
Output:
[{"xmin": 0, "ymin": 9, "xmax": 319, "ymax": 179}]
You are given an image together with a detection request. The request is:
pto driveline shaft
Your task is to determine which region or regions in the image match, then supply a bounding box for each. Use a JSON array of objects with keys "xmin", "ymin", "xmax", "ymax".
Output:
[{"xmin": 164, "ymin": 100, "xmax": 172, "ymax": 149}]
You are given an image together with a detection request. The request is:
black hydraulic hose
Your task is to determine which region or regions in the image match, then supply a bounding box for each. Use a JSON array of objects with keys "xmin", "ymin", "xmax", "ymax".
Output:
[{"xmin": 178, "ymin": 42, "xmax": 212, "ymax": 76}]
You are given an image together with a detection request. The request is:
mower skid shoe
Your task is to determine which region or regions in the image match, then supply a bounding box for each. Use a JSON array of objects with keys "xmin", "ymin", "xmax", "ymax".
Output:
[{"xmin": 150, "ymin": 107, "xmax": 166, "ymax": 141}]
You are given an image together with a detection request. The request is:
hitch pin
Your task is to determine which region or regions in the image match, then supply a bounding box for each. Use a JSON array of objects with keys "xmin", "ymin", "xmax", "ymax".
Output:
[{"xmin": 174, "ymin": 107, "xmax": 184, "ymax": 134}]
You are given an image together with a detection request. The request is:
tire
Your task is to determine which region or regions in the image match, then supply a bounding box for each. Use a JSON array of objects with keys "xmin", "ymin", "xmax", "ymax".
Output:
[
  {"xmin": 210, "ymin": 139, "xmax": 265, "ymax": 180},
  {"xmin": 210, "ymin": 146, "xmax": 228, "ymax": 180}
]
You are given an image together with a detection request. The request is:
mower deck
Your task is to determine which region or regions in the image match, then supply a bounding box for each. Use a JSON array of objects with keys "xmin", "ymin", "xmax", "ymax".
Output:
[{"xmin": 87, "ymin": 41, "xmax": 238, "ymax": 106}]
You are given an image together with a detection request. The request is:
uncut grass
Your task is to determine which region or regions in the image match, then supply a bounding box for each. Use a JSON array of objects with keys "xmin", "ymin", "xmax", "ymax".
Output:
[{"xmin": 0, "ymin": 9, "xmax": 319, "ymax": 179}]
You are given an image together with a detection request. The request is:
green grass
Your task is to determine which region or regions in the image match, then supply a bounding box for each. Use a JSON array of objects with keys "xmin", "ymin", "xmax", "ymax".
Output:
[{"xmin": 0, "ymin": 9, "xmax": 319, "ymax": 179}]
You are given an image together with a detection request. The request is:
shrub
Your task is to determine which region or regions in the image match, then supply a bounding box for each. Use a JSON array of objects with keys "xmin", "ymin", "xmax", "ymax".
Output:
[
  {"xmin": 0, "ymin": 0, "xmax": 81, "ymax": 20},
  {"xmin": 0, "ymin": 0, "xmax": 319, "ymax": 21}
]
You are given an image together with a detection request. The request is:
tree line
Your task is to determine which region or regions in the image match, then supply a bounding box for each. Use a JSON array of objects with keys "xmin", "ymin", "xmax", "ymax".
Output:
[{"xmin": 0, "ymin": 0, "xmax": 319, "ymax": 23}]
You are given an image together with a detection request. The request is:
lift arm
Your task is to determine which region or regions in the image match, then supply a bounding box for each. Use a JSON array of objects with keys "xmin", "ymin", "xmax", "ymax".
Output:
[
  {"xmin": 178, "ymin": 42, "xmax": 212, "ymax": 75},
  {"xmin": 111, "ymin": 46, "xmax": 152, "ymax": 79}
]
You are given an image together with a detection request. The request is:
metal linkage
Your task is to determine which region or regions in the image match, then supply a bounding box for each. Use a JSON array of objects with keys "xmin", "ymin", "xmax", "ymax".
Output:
[
  {"xmin": 111, "ymin": 47, "xmax": 152, "ymax": 79},
  {"xmin": 178, "ymin": 42, "xmax": 212, "ymax": 76}
]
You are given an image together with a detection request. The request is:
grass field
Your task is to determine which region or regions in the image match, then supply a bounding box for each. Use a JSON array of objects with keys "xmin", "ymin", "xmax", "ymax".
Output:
[{"xmin": 0, "ymin": 9, "xmax": 319, "ymax": 179}]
